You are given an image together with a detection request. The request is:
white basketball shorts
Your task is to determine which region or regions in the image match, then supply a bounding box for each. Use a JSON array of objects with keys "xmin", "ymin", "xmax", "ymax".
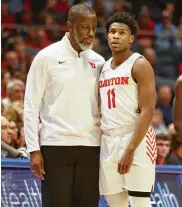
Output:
[{"xmin": 99, "ymin": 127, "xmax": 157, "ymax": 195}]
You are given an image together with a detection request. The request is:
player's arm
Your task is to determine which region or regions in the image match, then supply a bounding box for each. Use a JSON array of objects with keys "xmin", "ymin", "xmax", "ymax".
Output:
[
  {"xmin": 126, "ymin": 58, "xmax": 156, "ymax": 152},
  {"xmin": 173, "ymin": 76, "xmax": 182, "ymax": 137},
  {"xmin": 118, "ymin": 58, "xmax": 156, "ymax": 175},
  {"xmin": 24, "ymin": 53, "xmax": 47, "ymax": 179}
]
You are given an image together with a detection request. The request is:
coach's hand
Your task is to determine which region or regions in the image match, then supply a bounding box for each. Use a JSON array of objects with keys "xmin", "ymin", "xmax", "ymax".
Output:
[
  {"xmin": 118, "ymin": 150, "xmax": 134, "ymax": 175},
  {"xmin": 30, "ymin": 150, "xmax": 45, "ymax": 180}
]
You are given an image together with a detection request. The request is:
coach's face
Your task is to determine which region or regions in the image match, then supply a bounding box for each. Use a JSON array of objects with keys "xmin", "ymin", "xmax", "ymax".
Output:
[
  {"xmin": 108, "ymin": 22, "xmax": 134, "ymax": 52},
  {"xmin": 68, "ymin": 15, "xmax": 97, "ymax": 51}
]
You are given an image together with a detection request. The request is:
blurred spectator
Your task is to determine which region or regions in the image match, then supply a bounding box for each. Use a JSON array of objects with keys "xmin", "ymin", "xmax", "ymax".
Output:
[
  {"xmin": 135, "ymin": 5, "xmax": 156, "ymax": 68},
  {"xmin": 13, "ymin": 71, "xmax": 27, "ymax": 84},
  {"xmin": 177, "ymin": 22, "xmax": 182, "ymax": 48},
  {"xmin": 151, "ymin": 108, "xmax": 168, "ymax": 135},
  {"xmin": 40, "ymin": 11, "xmax": 66, "ymax": 42},
  {"xmin": 1, "ymin": 2, "xmax": 15, "ymax": 25},
  {"xmin": 1, "ymin": 116, "xmax": 11, "ymax": 158},
  {"xmin": 1, "ymin": 116, "xmax": 11, "ymax": 145},
  {"xmin": 14, "ymin": 37, "xmax": 29, "ymax": 73},
  {"xmin": 45, "ymin": 0, "xmax": 69, "ymax": 24},
  {"xmin": 93, "ymin": 37, "xmax": 102, "ymax": 54},
  {"xmin": 168, "ymin": 123, "xmax": 177, "ymax": 137},
  {"xmin": 37, "ymin": 29, "xmax": 52, "ymax": 49},
  {"xmin": 4, "ymin": 101, "xmax": 24, "ymax": 127},
  {"xmin": 156, "ymin": 134, "xmax": 171, "ymax": 165},
  {"xmin": 167, "ymin": 135, "xmax": 182, "ymax": 165},
  {"xmin": 1, "ymin": 102, "xmax": 5, "ymax": 115},
  {"xmin": 165, "ymin": 2, "xmax": 174, "ymax": 16},
  {"xmin": 40, "ymin": 11, "xmax": 54, "ymax": 25},
  {"xmin": 144, "ymin": 1, "xmax": 162, "ymax": 23},
  {"xmin": 24, "ymin": 27, "xmax": 52, "ymax": 51},
  {"xmin": 114, "ymin": 0, "xmax": 132, "ymax": 13},
  {"xmin": 154, "ymin": 48, "xmax": 180, "ymax": 92},
  {"xmin": 9, "ymin": 120, "xmax": 19, "ymax": 149},
  {"xmin": 93, "ymin": 37, "xmax": 110, "ymax": 61},
  {"xmin": 29, "ymin": 0, "xmax": 46, "ymax": 15},
  {"xmin": 19, "ymin": 9, "xmax": 33, "ymax": 25},
  {"xmin": 4, "ymin": 51, "xmax": 21, "ymax": 77},
  {"xmin": 154, "ymin": 9, "xmax": 180, "ymax": 91},
  {"xmin": 155, "ymin": 10, "xmax": 179, "ymax": 49},
  {"xmin": 137, "ymin": 7, "xmax": 155, "ymax": 42},
  {"xmin": 7, "ymin": 0, "xmax": 23, "ymax": 14},
  {"xmin": 24, "ymin": 27, "xmax": 39, "ymax": 50},
  {"xmin": 103, "ymin": 0, "xmax": 133, "ymax": 16},
  {"xmin": 93, "ymin": 0, "xmax": 104, "ymax": 14},
  {"xmin": 1, "ymin": 71, "xmax": 12, "ymax": 99},
  {"xmin": 157, "ymin": 85, "xmax": 173, "ymax": 126},
  {"xmin": 17, "ymin": 125, "xmax": 26, "ymax": 148},
  {"xmin": 2, "ymin": 80, "xmax": 25, "ymax": 110}
]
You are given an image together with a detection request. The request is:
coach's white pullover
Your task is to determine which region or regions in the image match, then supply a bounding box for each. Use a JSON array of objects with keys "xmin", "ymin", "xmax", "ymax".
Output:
[{"xmin": 24, "ymin": 33, "xmax": 105, "ymax": 152}]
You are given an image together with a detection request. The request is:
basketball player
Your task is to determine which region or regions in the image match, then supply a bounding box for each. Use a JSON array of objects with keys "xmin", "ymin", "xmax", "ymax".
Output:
[
  {"xmin": 173, "ymin": 75, "xmax": 182, "ymax": 137},
  {"xmin": 24, "ymin": 4, "xmax": 105, "ymax": 207},
  {"xmin": 99, "ymin": 12, "xmax": 157, "ymax": 207}
]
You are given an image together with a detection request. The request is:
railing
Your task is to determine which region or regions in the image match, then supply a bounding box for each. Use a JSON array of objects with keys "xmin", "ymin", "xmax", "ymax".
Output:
[{"xmin": 2, "ymin": 158, "xmax": 182, "ymax": 172}]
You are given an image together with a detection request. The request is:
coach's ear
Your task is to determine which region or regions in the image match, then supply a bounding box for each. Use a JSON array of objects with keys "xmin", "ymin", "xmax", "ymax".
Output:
[
  {"xmin": 130, "ymin": 35, "xmax": 134, "ymax": 44},
  {"xmin": 66, "ymin": 21, "xmax": 73, "ymax": 32}
]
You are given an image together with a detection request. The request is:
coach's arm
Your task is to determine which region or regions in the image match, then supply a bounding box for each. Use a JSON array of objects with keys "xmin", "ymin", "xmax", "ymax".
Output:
[{"xmin": 24, "ymin": 52, "xmax": 47, "ymax": 180}]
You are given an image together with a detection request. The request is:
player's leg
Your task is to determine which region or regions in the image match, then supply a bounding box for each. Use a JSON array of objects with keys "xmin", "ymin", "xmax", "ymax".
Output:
[
  {"xmin": 73, "ymin": 146, "xmax": 100, "ymax": 207},
  {"xmin": 105, "ymin": 191, "xmax": 129, "ymax": 207},
  {"xmin": 129, "ymin": 191, "xmax": 151, "ymax": 207},
  {"xmin": 41, "ymin": 146, "xmax": 75, "ymax": 207},
  {"xmin": 123, "ymin": 166, "xmax": 154, "ymax": 207},
  {"xmin": 123, "ymin": 129, "xmax": 156, "ymax": 207}
]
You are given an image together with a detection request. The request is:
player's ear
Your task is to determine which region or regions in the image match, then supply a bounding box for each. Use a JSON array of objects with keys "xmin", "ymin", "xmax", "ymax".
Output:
[
  {"xmin": 130, "ymin": 35, "xmax": 134, "ymax": 44},
  {"xmin": 66, "ymin": 21, "xmax": 73, "ymax": 32}
]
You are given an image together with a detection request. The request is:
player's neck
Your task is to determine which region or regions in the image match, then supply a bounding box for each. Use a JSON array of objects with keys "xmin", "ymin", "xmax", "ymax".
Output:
[{"xmin": 112, "ymin": 49, "xmax": 133, "ymax": 69}]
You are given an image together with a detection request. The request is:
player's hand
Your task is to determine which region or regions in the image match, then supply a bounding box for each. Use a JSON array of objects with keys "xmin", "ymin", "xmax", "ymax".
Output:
[
  {"xmin": 118, "ymin": 150, "xmax": 134, "ymax": 175},
  {"xmin": 30, "ymin": 150, "xmax": 45, "ymax": 180}
]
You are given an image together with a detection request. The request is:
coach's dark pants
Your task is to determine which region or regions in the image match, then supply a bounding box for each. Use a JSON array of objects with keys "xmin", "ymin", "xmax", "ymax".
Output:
[{"xmin": 41, "ymin": 146, "xmax": 100, "ymax": 207}]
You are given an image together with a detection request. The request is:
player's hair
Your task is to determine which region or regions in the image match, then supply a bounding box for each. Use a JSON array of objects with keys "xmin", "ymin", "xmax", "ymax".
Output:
[
  {"xmin": 105, "ymin": 12, "xmax": 138, "ymax": 36},
  {"xmin": 68, "ymin": 4, "xmax": 96, "ymax": 22},
  {"xmin": 156, "ymin": 134, "xmax": 171, "ymax": 142}
]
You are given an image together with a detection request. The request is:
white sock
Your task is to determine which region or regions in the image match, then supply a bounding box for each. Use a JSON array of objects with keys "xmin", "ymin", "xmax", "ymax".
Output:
[{"xmin": 129, "ymin": 196, "xmax": 151, "ymax": 207}]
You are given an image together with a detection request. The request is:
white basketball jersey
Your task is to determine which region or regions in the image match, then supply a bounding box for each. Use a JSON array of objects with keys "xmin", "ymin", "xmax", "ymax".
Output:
[{"xmin": 99, "ymin": 53, "xmax": 142, "ymax": 132}]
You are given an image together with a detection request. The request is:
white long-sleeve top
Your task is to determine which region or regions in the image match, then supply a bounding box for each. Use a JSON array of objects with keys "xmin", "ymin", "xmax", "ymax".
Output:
[{"xmin": 24, "ymin": 33, "xmax": 105, "ymax": 153}]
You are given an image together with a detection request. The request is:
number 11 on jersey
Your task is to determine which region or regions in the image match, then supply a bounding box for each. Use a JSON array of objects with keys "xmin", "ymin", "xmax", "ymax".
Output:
[{"xmin": 107, "ymin": 88, "xmax": 116, "ymax": 109}]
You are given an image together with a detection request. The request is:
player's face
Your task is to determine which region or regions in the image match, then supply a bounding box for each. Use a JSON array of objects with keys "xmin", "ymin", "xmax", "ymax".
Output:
[
  {"xmin": 156, "ymin": 140, "xmax": 171, "ymax": 158},
  {"xmin": 107, "ymin": 23, "xmax": 134, "ymax": 52},
  {"xmin": 69, "ymin": 15, "xmax": 97, "ymax": 51}
]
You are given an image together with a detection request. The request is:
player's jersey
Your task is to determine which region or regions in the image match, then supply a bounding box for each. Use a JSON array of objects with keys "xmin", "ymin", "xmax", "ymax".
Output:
[{"xmin": 99, "ymin": 53, "xmax": 142, "ymax": 133}]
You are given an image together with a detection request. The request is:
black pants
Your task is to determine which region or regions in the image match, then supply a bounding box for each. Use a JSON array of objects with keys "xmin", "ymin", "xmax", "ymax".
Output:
[{"xmin": 41, "ymin": 146, "xmax": 100, "ymax": 207}]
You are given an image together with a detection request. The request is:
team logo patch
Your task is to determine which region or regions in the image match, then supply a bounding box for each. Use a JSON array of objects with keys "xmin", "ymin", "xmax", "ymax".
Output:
[{"xmin": 88, "ymin": 61, "xmax": 96, "ymax": 69}]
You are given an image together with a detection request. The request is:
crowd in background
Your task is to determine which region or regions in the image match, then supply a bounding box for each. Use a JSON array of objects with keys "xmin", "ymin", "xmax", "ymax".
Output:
[{"xmin": 1, "ymin": 0, "xmax": 182, "ymax": 164}]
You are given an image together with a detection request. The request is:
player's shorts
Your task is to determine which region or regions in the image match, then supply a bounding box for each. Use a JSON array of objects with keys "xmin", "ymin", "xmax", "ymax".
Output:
[{"xmin": 99, "ymin": 127, "xmax": 157, "ymax": 195}]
